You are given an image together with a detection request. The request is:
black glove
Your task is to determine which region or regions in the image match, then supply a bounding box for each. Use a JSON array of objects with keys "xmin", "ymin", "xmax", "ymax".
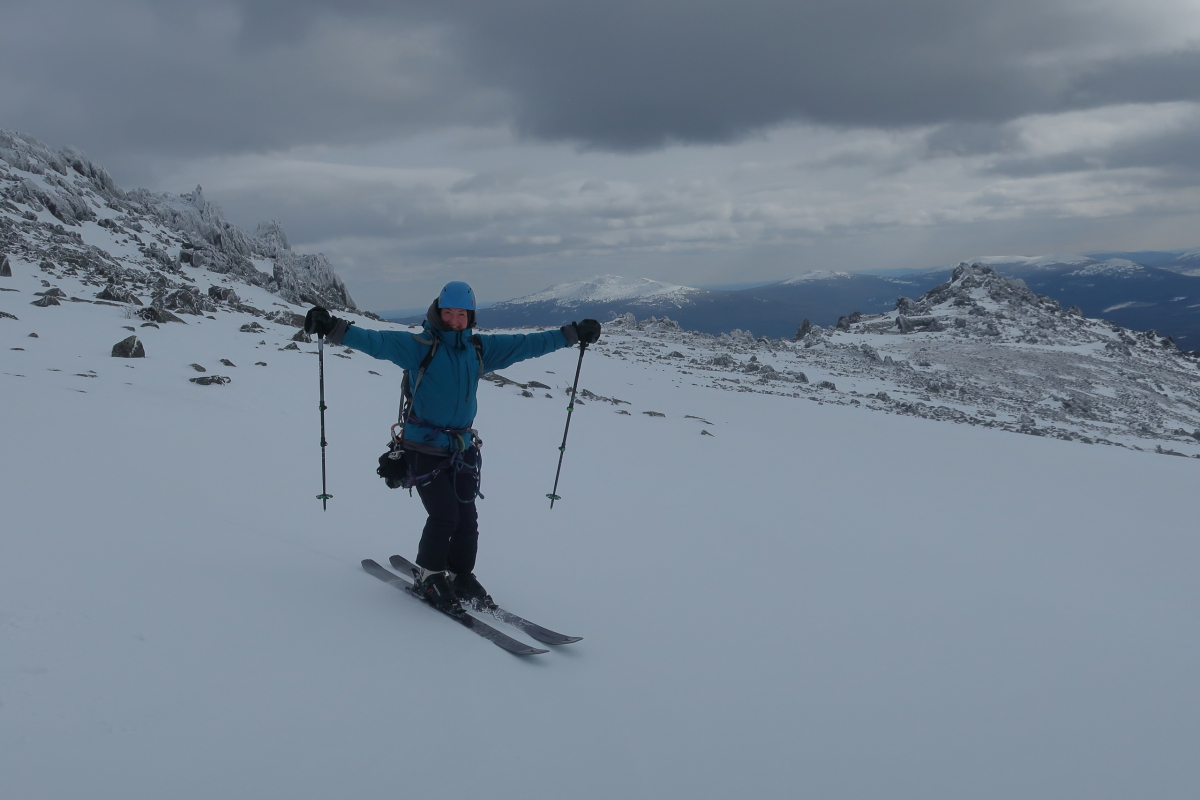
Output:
[
  {"xmin": 563, "ymin": 319, "xmax": 602, "ymax": 346},
  {"xmin": 305, "ymin": 307, "xmax": 335, "ymax": 337}
]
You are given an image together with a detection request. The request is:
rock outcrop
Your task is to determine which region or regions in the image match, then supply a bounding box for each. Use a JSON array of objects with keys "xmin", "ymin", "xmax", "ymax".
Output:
[{"xmin": 0, "ymin": 129, "xmax": 357, "ymax": 313}]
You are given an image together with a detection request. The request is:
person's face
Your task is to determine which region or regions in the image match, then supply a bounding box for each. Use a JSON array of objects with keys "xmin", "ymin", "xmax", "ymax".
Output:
[{"xmin": 440, "ymin": 307, "xmax": 469, "ymax": 331}]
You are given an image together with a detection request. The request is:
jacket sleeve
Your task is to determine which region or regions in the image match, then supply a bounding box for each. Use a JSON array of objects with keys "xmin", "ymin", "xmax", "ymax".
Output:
[
  {"xmin": 340, "ymin": 325, "xmax": 426, "ymax": 370},
  {"xmin": 479, "ymin": 329, "xmax": 571, "ymax": 373}
]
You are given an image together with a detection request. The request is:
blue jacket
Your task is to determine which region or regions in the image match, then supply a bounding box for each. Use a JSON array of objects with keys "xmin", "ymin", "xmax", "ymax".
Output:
[{"xmin": 341, "ymin": 319, "xmax": 571, "ymax": 451}]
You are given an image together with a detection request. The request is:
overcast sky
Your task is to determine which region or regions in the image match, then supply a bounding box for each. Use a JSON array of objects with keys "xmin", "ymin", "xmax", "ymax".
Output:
[{"xmin": 4, "ymin": 0, "xmax": 1200, "ymax": 309}]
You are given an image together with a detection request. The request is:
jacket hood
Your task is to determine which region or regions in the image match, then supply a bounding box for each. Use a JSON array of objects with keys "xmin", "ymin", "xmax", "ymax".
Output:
[{"xmin": 426, "ymin": 299, "xmax": 476, "ymax": 332}]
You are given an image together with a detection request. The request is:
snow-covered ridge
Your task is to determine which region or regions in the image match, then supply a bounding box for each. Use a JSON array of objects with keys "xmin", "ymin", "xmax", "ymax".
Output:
[
  {"xmin": 593, "ymin": 262, "xmax": 1200, "ymax": 456},
  {"xmin": 0, "ymin": 129, "xmax": 356, "ymax": 312},
  {"xmin": 1067, "ymin": 258, "xmax": 1143, "ymax": 277},
  {"xmin": 968, "ymin": 253, "xmax": 1093, "ymax": 269},
  {"xmin": 497, "ymin": 274, "xmax": 702, "ymax": 307},
  {"xmin": 780, "ymin": 270, "xmax": 854, "ymax": 284}
]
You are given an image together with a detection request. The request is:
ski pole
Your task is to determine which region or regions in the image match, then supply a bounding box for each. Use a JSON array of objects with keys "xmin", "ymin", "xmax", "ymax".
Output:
[
  {"xmin": 547, "ymin": 341, "xmax": 588, "ymax": 508},
  {"xmin": 317, "ymin": 334, "xmax": 332, "ymax": 510}
]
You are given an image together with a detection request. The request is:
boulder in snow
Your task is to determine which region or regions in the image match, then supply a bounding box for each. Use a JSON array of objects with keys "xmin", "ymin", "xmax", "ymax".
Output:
[{"xmin": 111, "ymin": 335, "xmax": 145, "ymax": 358}]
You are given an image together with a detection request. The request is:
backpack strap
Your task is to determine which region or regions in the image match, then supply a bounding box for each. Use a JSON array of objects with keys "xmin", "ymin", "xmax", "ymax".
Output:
[
  {"xmin": 395, "ymin": 334, "xmax": 484, "ymax": 431},
  {"xmin": 469, "ymin": 334, "xmax": 485, "ymax": 375},
  {"xmin": 397, "ymin": 335, "xmax": 440, "ymax": 426}
]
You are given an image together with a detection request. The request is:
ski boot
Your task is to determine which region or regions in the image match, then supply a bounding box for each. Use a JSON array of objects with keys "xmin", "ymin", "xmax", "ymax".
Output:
[
  {"xmin": 412, "ymin": 568, "xmax": 464, "ymax": 614},
  {"xmin": 450, "ymin": 571, "xmax": 496, "ymax": 611}
]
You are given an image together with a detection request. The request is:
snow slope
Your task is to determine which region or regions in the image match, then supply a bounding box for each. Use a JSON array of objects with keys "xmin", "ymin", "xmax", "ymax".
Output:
[{"xmin": 3, "ymin": 258, "xmax": 1200, "ymax": 799}]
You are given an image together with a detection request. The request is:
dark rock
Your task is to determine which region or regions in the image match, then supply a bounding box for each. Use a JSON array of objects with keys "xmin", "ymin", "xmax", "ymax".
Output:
[
  {"xmin": 817, "ymin": 380, "xmax": 837, "ymax": 390},
  {"xmin": 96, "ymin": 285, "xmax": 143, "ymax": 305},
  {"xmin": 836, "ymin": 315, "xmax": 851, "ymax": 330},
  {"xmin": 291, "ymin": 329, "xmax": 312, "ymax": 343},
  {"xmin": 520, "ymin": 390, "xmax": 534, "ymax": 397},
  {"xmin": 795, "ymin": 372, "xmax": 809, "ymax": 383},
  {"xmin": 701, "ymin": 429, "xmax": 714, "ymax": 436},
  {"xmin": 111, "ymin": 335, "xmax": 145, "ymax": 358},
  {"xmin": 31, "ymin": 295, "xmax": 60, "ymax": 307},
  {"xmin": 0, "ymin": 253, "xmax": 10, "ymax": 277},
  {"xmin": 643, "ymin": 411, "xmax": 666, "ymax": 417},
  {"xmin": 794, "ymin": 319, "xmax": 812, "ymax": 339},
  {"xmin": 527, "ymin": 381, "xmax": 550, "ymax": 389},
  {"xmin": 1068, "ymin": 304, "xmax": 1083, "ymax": 316},
  {"xmin": 208, "ymin": 284, "xmax": 241, "ymax": 304},
  {"xmin": 220, "ymin": 359, "xmax": 236, "ymax": 367},
  {"xmin": 28, "ymin": 332, "xmax": 38, "ymax": 337},
  {"xmin": 710, "ymin": 353, "xmax": 735, "ymax": 367},
  {"xmin": 140, "ymin": 322, "xmax": 160, "ymax": 328},
  {"xmin": 189, "ymin": 375, "xmax": 231, "ymax": 386},
  {"xmin": 138, "ymin": 306, "xmax": 185, "ymax": 324},
  {"xmin": 954, "ymin": 317, "xmax": 967, "ymax": 328},
  {"xmin": 240, "ymin": 321, "xmax": 266, "ymax": 333},
  {"xmin": 257, "ymin": 362, "xmax": 268, "ymax": 366},
  {"xmin": 36, "ymin": 288, "xmax": 66, "ymax": 297},
  {"xmin": 279, "ymin": 342, "xmax": 301, "ymax": 351},
  {"xmin": 847, "ymin": 311, "xmax": 863, "ymax": 324},
  {"xmin": 0, "ymin": 311, "xmax": 17, "ymax": 320},
  {"xmin": 897, "ymin": 315, "xmax": 941, "ymax": 333},
  {"xmin": 271, "ymin": 310, "xmax": 307, "ymax": 328},
  {"xmin": 189, "ymin": 363, "xmax": 206, "ymax": 372},
  {"xmin": 162, "ymin": 287, "xmax": 216, "ymax": 315}
]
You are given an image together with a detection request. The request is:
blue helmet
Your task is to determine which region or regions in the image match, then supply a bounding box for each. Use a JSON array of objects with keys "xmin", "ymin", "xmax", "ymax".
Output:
[{"xmin": 439, "ymin": 281, "xmax": 476, "ymax": 311}]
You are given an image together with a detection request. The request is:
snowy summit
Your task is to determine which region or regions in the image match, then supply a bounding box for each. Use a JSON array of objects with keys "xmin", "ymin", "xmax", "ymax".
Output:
[{"xmin": 499, "ymin": 274, "xmax": 702, "ymax": 307}]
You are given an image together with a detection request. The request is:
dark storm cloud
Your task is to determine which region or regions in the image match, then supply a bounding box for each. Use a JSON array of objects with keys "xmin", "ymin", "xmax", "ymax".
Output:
[
  {"xmin": 1067, "ymin": 50, "xmax": 1200, "ymax": 108},
  {"xmin": 985, "ymin": 127, "xmax": 1200, "ymax": 178},
  {"xmin": 2, "ymin": 0, "xmax": 1195, "ymax": 162}
]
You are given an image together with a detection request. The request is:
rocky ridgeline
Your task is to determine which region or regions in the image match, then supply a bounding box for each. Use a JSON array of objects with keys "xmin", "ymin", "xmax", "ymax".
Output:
[
  {"xmin": 0, "ymin": 130, "xmax": 359, "ymax": 315},
  {"xmin": 593, "ymin": 264, "xmax": 1200, "ymax": 456}
]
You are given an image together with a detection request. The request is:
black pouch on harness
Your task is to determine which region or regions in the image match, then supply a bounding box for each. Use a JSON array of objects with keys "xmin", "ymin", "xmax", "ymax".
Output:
[{"xmin": 377, "ymin": 423, "xmax": 410, "ymax": 489}]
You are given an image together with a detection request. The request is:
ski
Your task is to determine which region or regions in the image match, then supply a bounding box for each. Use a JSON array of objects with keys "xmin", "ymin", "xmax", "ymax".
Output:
[
  {"xmin": 361, "ymin": 559, "xmax": 548, "ymax": 656},
  {"xmin": 389, "ymin": 554, "xmax": 582, "ymax": 646}
]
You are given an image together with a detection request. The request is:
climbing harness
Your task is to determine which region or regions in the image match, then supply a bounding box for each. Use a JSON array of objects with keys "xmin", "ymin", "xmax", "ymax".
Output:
[{"xmin": 376, "ymin": 331, "xmax": 486, "ymax": 500}]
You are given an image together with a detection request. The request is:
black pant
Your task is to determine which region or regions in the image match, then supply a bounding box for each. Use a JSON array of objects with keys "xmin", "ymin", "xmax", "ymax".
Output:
[{"xmin": 410, "ymin": 448, "xmax": 480, "ymax": 574}]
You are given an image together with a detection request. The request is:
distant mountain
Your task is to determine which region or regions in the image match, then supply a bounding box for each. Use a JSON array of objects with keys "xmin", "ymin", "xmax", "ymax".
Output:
[
  {"xmin": 450, "ymin": 271, "xmax": 950, "ymax": 339},
  {"xmin": 425, "ymin": 249, "xmax": 1200, "ymax": 346},
  {"xmin": 967, "ymin": 251, "xmax": 1200, "ymax": 347}
]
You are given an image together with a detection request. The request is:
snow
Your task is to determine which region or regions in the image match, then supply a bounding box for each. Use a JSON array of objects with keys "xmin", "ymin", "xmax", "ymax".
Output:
[
  {"xmin": 780, "ymin": 270, "xmax": 854, "ymax": 284},
  {"xmin": 1068, "ymin": 258, "xmax": 1144, "ymax": 277},
  {"xmin": 500, "ymin": 274, "xmax": 700, "ymax": 306},
  {"xmin": 1103, "ymin": 300, "xmax": 1156, "ymax": 312},
  {"xmin": 4, "ymin": 259, "xmax": 1200, "ymax": 799},
  {"xmin": 969, "ymin": 253, "xmax": 1093, "ymax": 269}
]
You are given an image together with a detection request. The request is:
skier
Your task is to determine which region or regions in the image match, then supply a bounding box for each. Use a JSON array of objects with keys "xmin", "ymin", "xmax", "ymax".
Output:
[{"xmin": 304, "ymin": 281, "xmax": 601, "ymax": 614}]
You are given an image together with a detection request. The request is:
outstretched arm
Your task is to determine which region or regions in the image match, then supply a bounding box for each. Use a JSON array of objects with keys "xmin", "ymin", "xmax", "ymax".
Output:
[
  {"xmin": 305, "ymin": 306, "xmax": 426, "ymax": 370},
  {"xmin": 480, "ymin": 329, "xmax": 571, "ymax": 373},
  {"xmin": 341, "ymin": 326, "xmax": 427, "ymax": 371},
  {"xmin": 479, "ymin": 319, "xmax": 602, "ymax": 372}
]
